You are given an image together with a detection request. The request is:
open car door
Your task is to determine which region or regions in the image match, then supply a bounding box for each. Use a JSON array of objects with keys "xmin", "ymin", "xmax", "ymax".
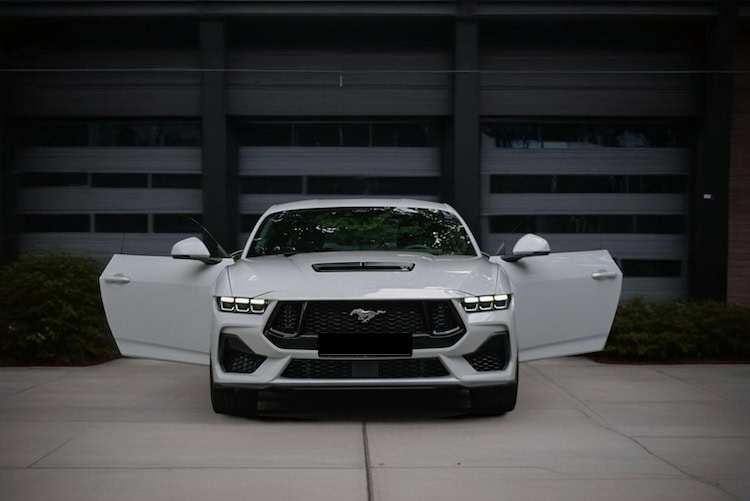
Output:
[
  {"xmin": 100, "ymin": 255, "xmax": 232, "ymax": 365},
  {"xmin": 494, "ymin": 250, "xmax": 622, "ymax": 362}
]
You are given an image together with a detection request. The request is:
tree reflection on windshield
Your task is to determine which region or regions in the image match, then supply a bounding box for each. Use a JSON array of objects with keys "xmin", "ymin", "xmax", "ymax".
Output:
[{"xmin": 248, "ymin": 207, "xmax": 476, "ymax": 257}]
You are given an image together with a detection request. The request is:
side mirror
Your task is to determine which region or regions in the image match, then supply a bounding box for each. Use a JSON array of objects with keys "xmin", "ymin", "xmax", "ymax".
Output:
[
  {"xmin": 501, "ymin": 233, "xmax": 551, "ymax": 262},
  {"xmin": 171, "ymin": 237, "xmax": 223, "ymax": 265}
]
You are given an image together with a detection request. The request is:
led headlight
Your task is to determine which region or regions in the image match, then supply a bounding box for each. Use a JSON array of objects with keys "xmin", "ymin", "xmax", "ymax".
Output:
[
  {"xmin": 462, "ymin": 294, "xmax": 510, "ymax": 312},
  {"xmin": 218, "ymin": 296, "xmax": 268, "ymax": 314}
]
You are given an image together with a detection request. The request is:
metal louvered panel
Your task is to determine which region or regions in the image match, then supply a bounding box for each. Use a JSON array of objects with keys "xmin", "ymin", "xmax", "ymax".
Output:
[
  {"xmin": 239, "ymin": 147, "xmax": 440, "ymax": 176},
  {"xmin": 228, "ymin": 50, "xmax": 451, "ymax": 116},
  {"xmin": 480, "ymin": 50, "xmax": 699, "ymax": 117},
  {"xmin": 19, "ymin": 234, "xmax": 196, "ymax": 261},
  {"xmin": 8, "ymin": 50, "xmax": 200, "ymax": 117},
  {"xmin": 18, "ymin": 148, "xmax": 201, "ymax": 173},
  {"xmin": 18, "ymin": 188, "xmax": 201, "ymax": 213},
  {"xmin": 483, "ymin": 193, "xmax": 687, "ymax": 215},
  {"xmin": 481, "ymin": 149, "xmax": 690, "ymax": 175}
]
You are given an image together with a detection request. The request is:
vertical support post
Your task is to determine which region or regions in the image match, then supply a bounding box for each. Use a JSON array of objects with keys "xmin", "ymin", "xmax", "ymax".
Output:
[
  {"xmin": 690, "ymin": 8, "xmax": 736, "ymax": 300},
  {"xmin": 0, "ymin": 42, "xmax": 16, "ymax": 264},
  {"xmin": 200, "ymin": 19, "xmax": 237, "ymax": 254},
  {"xmin": 452, "ymin": 5, "xmax": 481, "ymax": 240}
]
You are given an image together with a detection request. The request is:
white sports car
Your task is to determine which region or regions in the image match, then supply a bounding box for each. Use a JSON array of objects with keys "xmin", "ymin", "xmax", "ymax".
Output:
[{"xmin": 100, "ymin": 199, "xmax": 622, "ymax": 415}]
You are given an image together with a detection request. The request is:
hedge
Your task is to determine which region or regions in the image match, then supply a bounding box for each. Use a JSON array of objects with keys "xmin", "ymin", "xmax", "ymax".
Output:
[
  {"xmin": 0, "ymin": 253, "xmax": 119, "ymax": 365},
  {"xmin": 601, "ymin": 297, "xmax": 750, "ymax": 361}
]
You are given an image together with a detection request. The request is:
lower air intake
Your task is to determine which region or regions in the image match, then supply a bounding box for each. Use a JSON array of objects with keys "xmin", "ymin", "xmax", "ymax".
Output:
[
  {"xmin": 463, "ymin": 334, "xmax": 509, "ymax": 372},
  {"xmin": 220, "ymin": 334, "xmax": 266, "ymax": 374},
  {"xmin": 281, "ymin": 358, "xmax": 449, "ymax": 379}
]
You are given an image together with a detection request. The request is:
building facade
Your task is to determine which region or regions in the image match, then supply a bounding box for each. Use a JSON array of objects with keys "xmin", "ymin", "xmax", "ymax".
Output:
[{"xmin": 0, "ymin": 0, "xmax": 747, "ymax": 303}]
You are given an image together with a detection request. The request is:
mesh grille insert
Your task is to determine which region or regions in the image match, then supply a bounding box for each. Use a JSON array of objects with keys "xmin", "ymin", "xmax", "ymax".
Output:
[
  {"xmin": 463, "ymin": 334, "xmax": 509, "ymax": 372},
  {"xmin": 220, "ymin": 334, "xmax": 266, "ymax": 374},
  {"xmin": 281, "ymin": 358, "xmax": 449, "ymax": 379}
]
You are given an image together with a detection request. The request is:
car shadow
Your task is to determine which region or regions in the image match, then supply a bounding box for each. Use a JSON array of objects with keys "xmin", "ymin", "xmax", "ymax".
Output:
[{"xmin": 248, "ymin": 388, "xmax": 494, "ymax": 422}]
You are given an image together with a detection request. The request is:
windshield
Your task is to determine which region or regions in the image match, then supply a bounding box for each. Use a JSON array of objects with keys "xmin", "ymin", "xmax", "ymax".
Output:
[{"xmin": 247, "ymin": 206, "xmax": 476, "ymax": 257}]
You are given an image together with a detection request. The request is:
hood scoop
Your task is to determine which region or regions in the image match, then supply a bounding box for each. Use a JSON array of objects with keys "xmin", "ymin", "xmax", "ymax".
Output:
[{"xmin": 312, "ymin": 261, "xmax": 415, "ymax": 272}]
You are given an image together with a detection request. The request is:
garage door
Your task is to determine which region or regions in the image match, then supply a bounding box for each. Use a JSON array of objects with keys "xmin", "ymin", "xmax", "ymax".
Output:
[
  {"xmin": 16, "ymin": 120, "xmax": 203, "ymax": 261},
  {"xmin": 480, "ymin": 121, "xmax": 690, "ymax": 301}
]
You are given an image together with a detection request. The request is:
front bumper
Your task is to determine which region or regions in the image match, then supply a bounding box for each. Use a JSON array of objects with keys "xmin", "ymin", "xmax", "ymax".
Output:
[{"xmin": 210, "ymin": 300, "xmax": 517, "ymax": 390}]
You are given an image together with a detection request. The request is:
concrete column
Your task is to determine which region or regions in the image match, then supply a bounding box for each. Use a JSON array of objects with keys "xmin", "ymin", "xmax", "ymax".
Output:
[
  {"xmin": 200, "ymin": 19, "xmax": 237, "ymax": 254},
  {"xmin": 452, "ymin": 3, "xmax": 480, "ymax": 239},
  {"xmin": 690, "ymin": 8, "xmax": 736, "ymax": 300}
]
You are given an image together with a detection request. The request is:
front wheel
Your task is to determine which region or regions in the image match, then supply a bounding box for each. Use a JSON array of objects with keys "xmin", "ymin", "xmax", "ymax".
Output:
[
  {"xmin": 210, "ymin": 368, "xmax": 259, "ymax": 416},
  {"xmin": 469, "ymin": 365, "xmax": 518, "ymax": 415}
]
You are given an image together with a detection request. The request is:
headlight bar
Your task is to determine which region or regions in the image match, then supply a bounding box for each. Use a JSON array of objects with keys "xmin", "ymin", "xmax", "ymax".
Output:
[
  {"xmin": 462, "ymin": 294, "xmax": 510, "ymax": 312},
  {"xmin": 218, "ymin": 296, "xmax": 268, "ymax": 314}
]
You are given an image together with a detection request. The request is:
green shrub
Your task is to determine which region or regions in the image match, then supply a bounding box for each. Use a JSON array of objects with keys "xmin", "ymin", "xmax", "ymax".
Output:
[
  {"xmin": 602, "ymin": 297, "xmax": 750, "ymax": 361},
  {"xmin": 0, "ymin": 253, "xmax": 119, "ymax": 365}
]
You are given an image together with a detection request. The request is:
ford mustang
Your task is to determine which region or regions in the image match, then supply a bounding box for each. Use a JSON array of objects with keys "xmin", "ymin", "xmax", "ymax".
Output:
[{"xmin": 100, "ymin": 199, "xmax": 622, "ymax": 415}]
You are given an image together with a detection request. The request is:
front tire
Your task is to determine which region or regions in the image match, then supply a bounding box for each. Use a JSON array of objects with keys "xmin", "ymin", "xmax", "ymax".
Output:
[
  {"xmin": 210, "ymin": 368, "xmax": 259, "ymax": 416},
  {"xmin": 469, "ymin": 365, "xmax": 518, "ymax": 415}
]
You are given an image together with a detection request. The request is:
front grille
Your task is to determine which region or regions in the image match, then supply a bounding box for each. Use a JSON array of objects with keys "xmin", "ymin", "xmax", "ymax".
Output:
[
  {"xmin": 220, "ymin": 334, "xmax": 266, "ymax": 374},
  {"xmin": 281, "ymin": 358, "xmax": 449, "ymax": 379},
  {"xmin": 301, "ymin": 301, "xmax": 424, "ymax": 335},
  {"xmin": 265, "ymin": 300, "xmax": 465, "ymax": 350},
  {"xmin": 463, "ymin": 334, "xmax": 509, "ymax": 372}
]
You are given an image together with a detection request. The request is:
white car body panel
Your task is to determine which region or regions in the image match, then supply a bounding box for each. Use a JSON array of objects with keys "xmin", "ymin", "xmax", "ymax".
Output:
[
  {"xmin": 100, "ymin": 255, "xmax": 232, "ymax": 365},
  {"xmin": 492, "ymin": 251, "xmax": 622, "ymax": 362}
]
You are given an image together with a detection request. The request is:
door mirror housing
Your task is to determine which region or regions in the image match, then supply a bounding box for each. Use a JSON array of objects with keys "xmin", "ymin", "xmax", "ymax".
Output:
[
  {"xmin": 171, "ymin": 237, "xmax": 223, "ymax": 265},
  {"xmin": 501, "ymin": 233, "xmax": 551, "ymax": 262}
]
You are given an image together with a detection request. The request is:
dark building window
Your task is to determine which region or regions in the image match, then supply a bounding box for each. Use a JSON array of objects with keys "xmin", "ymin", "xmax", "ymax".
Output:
[
  {"xmin": 21, "ymin": 214, "xmax": 90, "ymax": 232},
  {"xmin": 490, "ymin": 175, "xmax": 687, "ymax": 194},
  {"xmin": 21, "ymin": 172, "xmax": 88, "ymax": 187},
  {"xmin": 240, "ymin": 176, "xmax": 303, "ymax": 194},
  {"xmin": 94, "ymin": 214, "xmax": 148, "ymax": 233},
  {"xmin": 308, "ymin": 176, "xmax": 440, "ymax": 195},
  {"xmin": 481, "ymin": 122, "xmax": 689, "ymax": 149},
  {"xmin": 238, "ymin": 121, "xmax": 437, "ymax": 147},
  {"xmin": 239, "ymin": 124, "xmax": 293, "ymax": 146},
  {"xmin": 152, "ymin": 174, "xmax": 202, "ymax": 189},
  {"xmin": 153, "ymin": 214, "xmax": 203, "ymax": 233},
  {"xmin": 372, "ymin": 123, "xmax": 436, "ymax": 147},
  {"xmin": 489, "ymin": 215, "xmax": 685, "ymax": 234},
  {"xmin": 21, "ymin": 120, "xmax": 201, "ymax": 147},
  {"xmin": 91, "ymin": 173, "xmax": 149, "ymax": 188}
]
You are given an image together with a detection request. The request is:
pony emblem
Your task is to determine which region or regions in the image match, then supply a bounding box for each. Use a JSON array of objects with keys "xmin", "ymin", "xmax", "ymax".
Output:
[{"xmin": 349, "ymin": 308, "xmax": 386, "ymax": 324}]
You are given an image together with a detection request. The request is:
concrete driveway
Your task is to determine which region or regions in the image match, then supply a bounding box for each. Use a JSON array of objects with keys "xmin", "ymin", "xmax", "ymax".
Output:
[{"xmin": 1, "ymin": 357, "xmax": 748, "ymax": 501}]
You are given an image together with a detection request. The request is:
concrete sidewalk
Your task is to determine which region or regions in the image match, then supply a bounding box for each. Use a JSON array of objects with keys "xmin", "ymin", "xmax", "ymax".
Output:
[{"xmin": 1, "ymin": 357, "xmax": 748, "ymax": 501}]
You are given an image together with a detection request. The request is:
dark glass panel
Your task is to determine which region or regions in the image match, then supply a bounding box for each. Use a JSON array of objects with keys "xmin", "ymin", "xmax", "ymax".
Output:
[
  {"xmin": 91, "ymin": 173, "xmax": 148, "ymax": 188},
  {"xmin": 489, "ymin": 215, "xmax": 684, "ymax": 234},
  {"xmin": 490, "ymin": 175, "xmax": 687, "ymax": 194},
  {"xmin": 371, "ymin": 124, "xmax": 435, "ymax": 147},
  {"xmin": 295, "ymin": 123, "xmax": 340, "ymax": 146},
  {"xmin": 621, "ymin": 259, "xmax": 682, "ymax": 277},
  {"xmin": 482, "ymin": 122, "xmax": 690, "ymax": 149},
  {"xmin": 240, "ymin": 176, "xmax": 303, "ymax": 194},
  {"xmin": 92, "ymin": 121, "xmax": 201, "ymax": 147},
  {"xmin": 239, "ymin": 123, "xmax": 293, "ymax": 146},
  {"xmin": 20, "ymin": 122, "xmax": 89, "ymax": 147},
  {"xmin": 21, "ymin": 214, "xmax": 90, "ymax": 232},
  {"xmin": 94, "ymin": 214, "xmax": 148, "ymax": 233},
  {"xmin": 153, "ymin": 214, "xmax": 202, "ymax": 233},
  {"xmin": 308, "ymin": 176, "xmax": 439, "ymax": 195},
  {"xmin": 340, "ymin": 124, "xmax": 370, "ymax": 146},
  {"xmin": 21, "ymin": 172, "xmax": 88, "ymax": 187},
  {"xmin": 480, "ymin": 124, "xmax": 540, "ymax": 149},
  {"xmin": 152, "ymin": 174, "xmax": 202, "ymax": 189}
]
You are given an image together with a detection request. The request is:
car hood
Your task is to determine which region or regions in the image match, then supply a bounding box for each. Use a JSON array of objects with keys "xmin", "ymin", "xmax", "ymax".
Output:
[{"xmin": 225, "ymin": 251, "xmax": 506, "ymax": 300}]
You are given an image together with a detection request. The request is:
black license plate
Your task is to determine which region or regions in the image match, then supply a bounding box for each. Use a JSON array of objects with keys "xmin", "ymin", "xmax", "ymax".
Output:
[{"xmin": 318, "ymin": 333, "xmax": 412, "ymax": 357}]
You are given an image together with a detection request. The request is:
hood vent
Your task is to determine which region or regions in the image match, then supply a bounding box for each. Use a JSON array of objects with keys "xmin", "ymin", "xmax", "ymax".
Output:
[{"xmin": 312, "ymin": 261, "xmax": 415, "ymax": 272}]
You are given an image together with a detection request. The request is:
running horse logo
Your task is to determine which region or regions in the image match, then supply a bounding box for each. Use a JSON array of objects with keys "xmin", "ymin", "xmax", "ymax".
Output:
[{"xmin": 349, "ymin": 308, "xmax": 386, "ymax": 324}]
